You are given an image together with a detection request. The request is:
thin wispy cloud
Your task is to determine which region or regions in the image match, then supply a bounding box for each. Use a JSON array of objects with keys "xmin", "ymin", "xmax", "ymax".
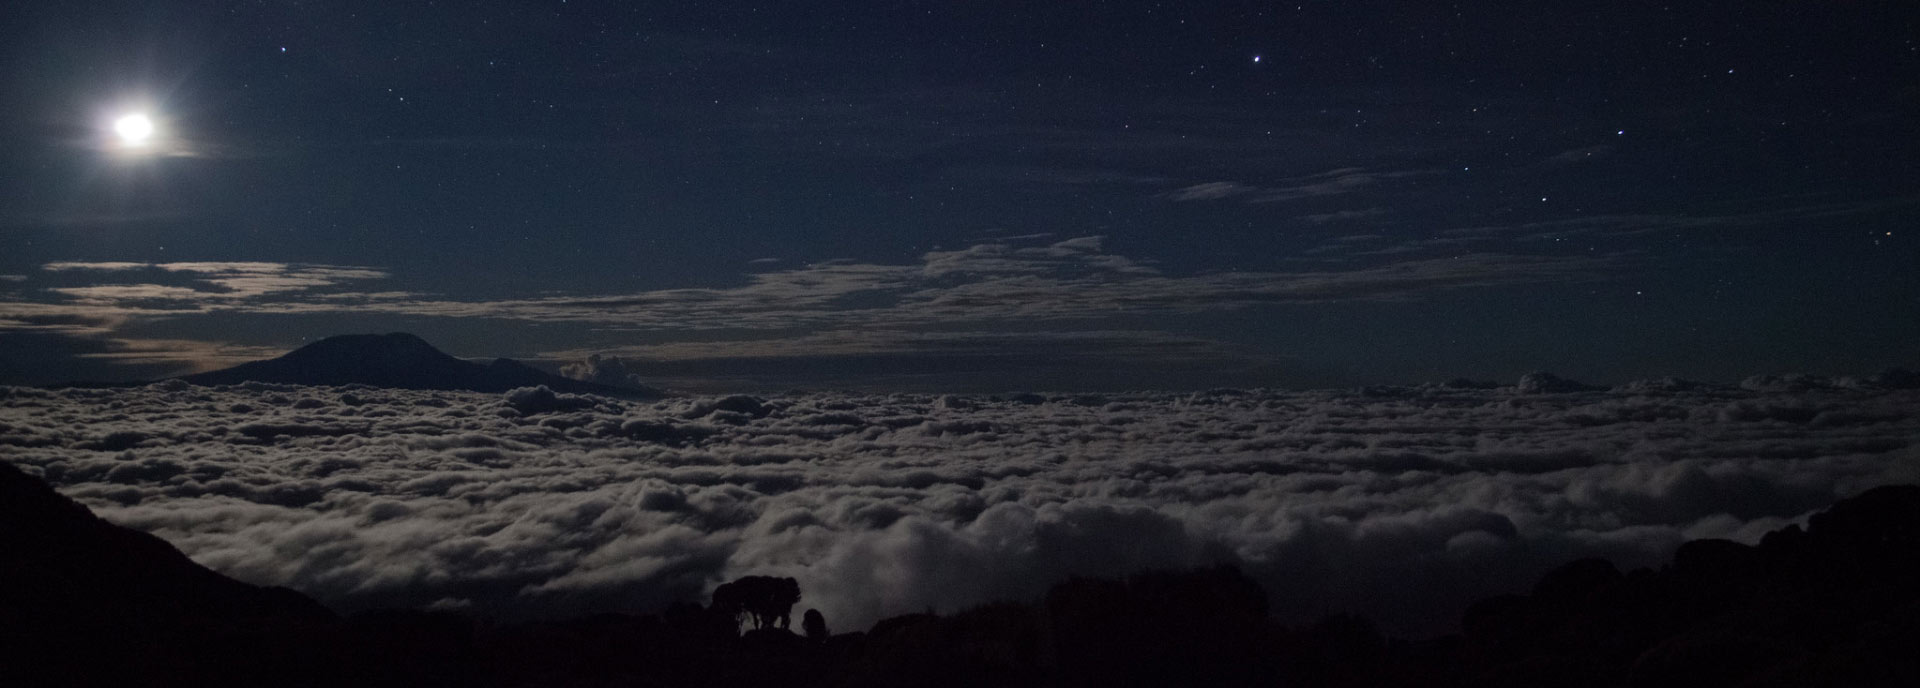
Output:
[
  {"xmin": 1299, "ymin": 208, "xmax": 1388, "ymax": 224},
  {"xmin": 11, "ymin": 239, "xmax": 1610, "ymax": 331},
  {"xmin": 539, "ymin": 329, "xmax": 1259, "ymax": 392},
  {"xmin": 1440, "ymin": 199, "xmax": 1920, "ymax": 242},
  {"xmin": 72, "ymin": 337, "xmax": 286, "ymax": 370},
  {"xmin": 1168, "ymin": 181, "xmax": 1255, "ymax": 201},
  {"xmin": 43, "ymin": 262, "xmax": 154, "ymax": 272},
  {"xmin": 1, "ymin": 210, "xmax": 193, "ymax": 230},
  {"xmin": 2, "ymin": 237, "xmax": 1620, "ymax": 381},
  {"xmin": 36, "ymin": 261, "xmax": 390, "ymax": 301},
  {"xmin": 563, "ymin": 329, "xmax": 1246, "ymax": 366},
  {"xmin": 1167, "ymin": 169, "xmax": 1433, "ymax": 205},
  {"xmin": 1295, "ymin": 197, "xmax": 1920, "ymax": 261}
]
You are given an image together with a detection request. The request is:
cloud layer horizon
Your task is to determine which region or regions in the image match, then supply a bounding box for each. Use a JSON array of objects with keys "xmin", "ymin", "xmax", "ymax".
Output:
[{"xmin": 3, "ymin": 377, "xmax": 1916, "ymax": 635}]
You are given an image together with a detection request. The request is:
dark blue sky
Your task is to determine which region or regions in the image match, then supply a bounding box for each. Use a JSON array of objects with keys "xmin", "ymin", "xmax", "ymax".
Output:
[{"xmin": 2, "ymin": 1, "xmax": 1915, "ymax": 391}]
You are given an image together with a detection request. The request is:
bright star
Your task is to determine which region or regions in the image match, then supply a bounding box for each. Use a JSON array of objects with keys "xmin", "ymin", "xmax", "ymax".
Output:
[{"xmin": 1252, "ymin": 55, "xmax": 1262, "ymax": 63}]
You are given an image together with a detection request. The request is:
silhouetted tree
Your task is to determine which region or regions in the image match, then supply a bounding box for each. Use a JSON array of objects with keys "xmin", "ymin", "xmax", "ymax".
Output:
[
  {"xmin": 710, "ymin": 580, "xmax": 747, "ymax": 633},
  {"xmin": 803, "ymin": 608, "xmax": 828, "ymax": 640},
  {"xmin": 710, "ymin": 576, "xmax": 801, "ymax": 631}
]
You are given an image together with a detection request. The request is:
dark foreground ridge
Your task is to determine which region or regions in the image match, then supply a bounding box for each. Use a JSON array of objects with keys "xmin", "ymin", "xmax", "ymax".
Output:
[
  {"xmin": 3, "ymin": 460, "xmax": 1915, "ymax": 687},
  {"xmin": 172, "ymin": 332, "xmax": 661, "ymax": 397},
  {"xmin": 0, "ymin": 461, "xmax": 335, "ymax": 685}
]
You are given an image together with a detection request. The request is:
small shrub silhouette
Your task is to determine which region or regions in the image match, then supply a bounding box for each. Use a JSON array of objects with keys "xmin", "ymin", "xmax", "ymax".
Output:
[{"xmin": 802, "ymin": 608, "xmax": 828, "ymax": 640}]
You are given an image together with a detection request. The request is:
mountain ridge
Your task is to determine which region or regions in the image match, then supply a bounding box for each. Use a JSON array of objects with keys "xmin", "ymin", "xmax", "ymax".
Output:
[
  {"xmin": 0, "ymin": 461, "xmax": 335, "ymax": 685},
  {"xmin": 173, "ymin": 332, "xmax": 661, "ymax": 397}
]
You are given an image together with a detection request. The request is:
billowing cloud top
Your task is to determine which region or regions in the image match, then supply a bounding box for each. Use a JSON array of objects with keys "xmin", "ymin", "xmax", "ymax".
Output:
[{"xmin": 3, "ymin": 379, "xmax": 1915, "ymax": 634}]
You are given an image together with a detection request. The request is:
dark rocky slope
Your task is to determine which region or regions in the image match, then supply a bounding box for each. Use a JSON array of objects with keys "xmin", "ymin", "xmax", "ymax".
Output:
[{"xmin": 1, "ymin": 461, "xmax": 335, "ymax": 686}]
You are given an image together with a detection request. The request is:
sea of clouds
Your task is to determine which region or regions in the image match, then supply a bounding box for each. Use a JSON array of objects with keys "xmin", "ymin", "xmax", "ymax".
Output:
[{"xmin": 3, "ymin": 375, "xmax": 1917, "ymax": 635}]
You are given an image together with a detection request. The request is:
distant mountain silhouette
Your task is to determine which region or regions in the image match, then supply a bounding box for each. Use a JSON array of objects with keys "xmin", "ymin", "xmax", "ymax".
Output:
[{"xmin": 175, "ymin": 332, "xmax": 660, "ymax": 396}]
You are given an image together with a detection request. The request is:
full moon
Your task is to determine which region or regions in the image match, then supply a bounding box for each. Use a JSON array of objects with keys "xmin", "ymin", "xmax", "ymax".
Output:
[{"xmin": 113, "ymin": 113, "xmax": 155, "ymax": 146}]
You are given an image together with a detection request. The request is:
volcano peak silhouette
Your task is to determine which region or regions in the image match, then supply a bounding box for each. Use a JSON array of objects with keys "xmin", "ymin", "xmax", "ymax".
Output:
[{"xmin": 176, "ymin": 332, "xmax": 657, "ymax": 395}]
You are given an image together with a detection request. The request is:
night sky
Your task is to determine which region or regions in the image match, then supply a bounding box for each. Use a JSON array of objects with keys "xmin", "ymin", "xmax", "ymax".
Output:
[{"xmin": 3, "ymin": 1, "xmax": 1915, "ymax": 391}]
